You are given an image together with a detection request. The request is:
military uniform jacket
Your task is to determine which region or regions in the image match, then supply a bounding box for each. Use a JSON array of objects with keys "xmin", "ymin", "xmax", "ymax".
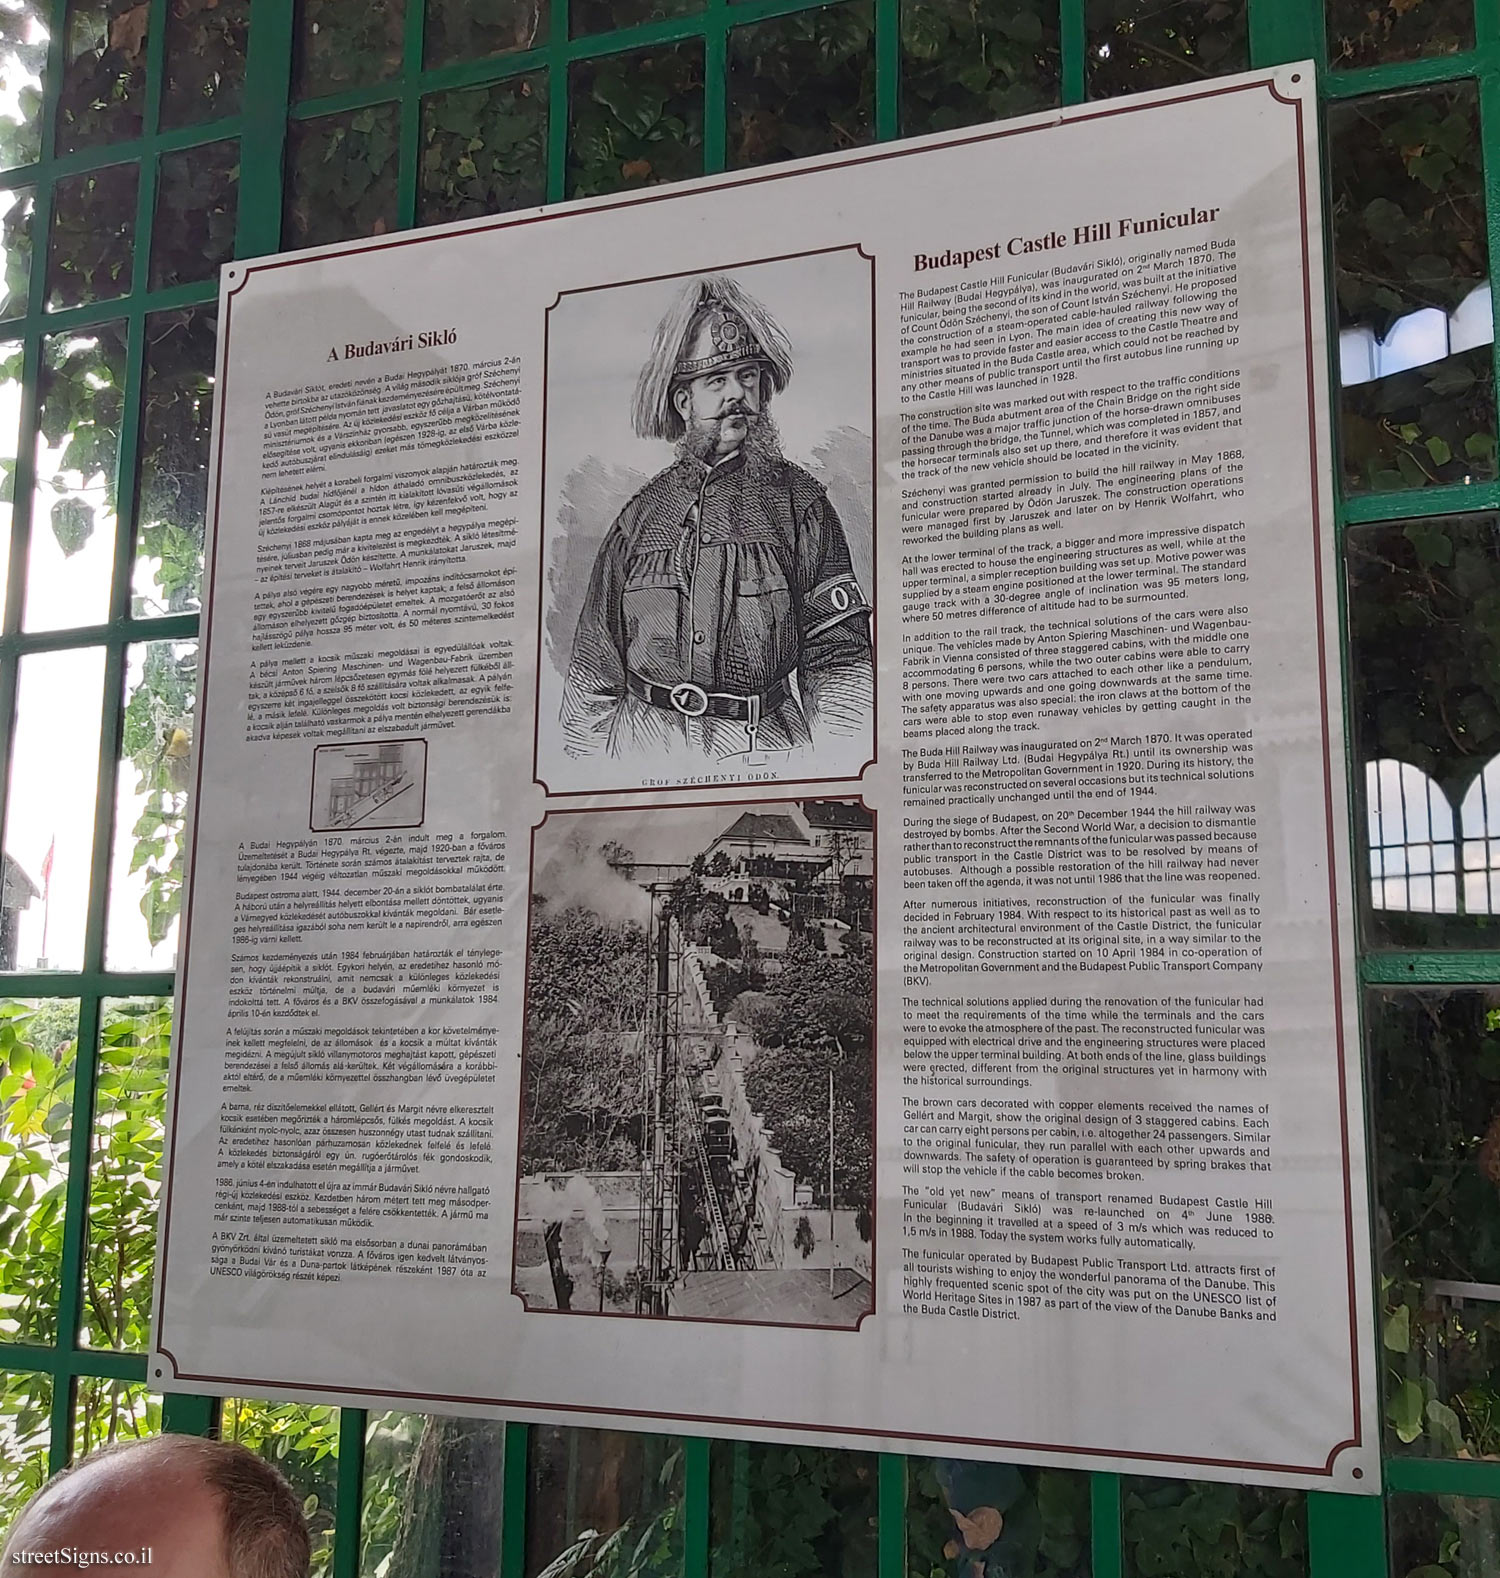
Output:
[{"xmin": 561, "ymin": 447, "xmax": 873, "ymax": 760}]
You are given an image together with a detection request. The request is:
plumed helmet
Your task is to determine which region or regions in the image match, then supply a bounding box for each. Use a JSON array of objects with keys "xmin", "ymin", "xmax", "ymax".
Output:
[{"xmin": 632, "ymin": 274, "xmax": 794, "ymax": 440}]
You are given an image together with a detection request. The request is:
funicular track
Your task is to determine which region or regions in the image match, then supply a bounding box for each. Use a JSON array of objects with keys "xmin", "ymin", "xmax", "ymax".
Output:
[{"xmin": 635, "ymin": 883, "xmax": 761, "ymax": 1313}]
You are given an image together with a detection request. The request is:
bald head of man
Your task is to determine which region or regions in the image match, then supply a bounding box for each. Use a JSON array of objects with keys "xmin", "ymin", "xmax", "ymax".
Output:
[{"xmin": 2, "ymin": 1435, "xmax": 310, "ymax": 1578}]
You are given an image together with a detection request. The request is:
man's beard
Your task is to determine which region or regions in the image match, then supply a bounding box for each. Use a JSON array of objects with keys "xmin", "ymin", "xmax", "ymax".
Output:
[{"xmin": 678, "ymin": 410, "xmax": 783, "ymax": 466}]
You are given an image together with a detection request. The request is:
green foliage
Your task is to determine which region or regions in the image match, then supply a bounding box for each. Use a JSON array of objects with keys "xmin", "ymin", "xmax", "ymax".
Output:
[
  {"xmin": 535, "ymin": 1513, "xmax": 684, "ymax": 1578},
  {"xmin": 710, "ymin": 1442, "xmax": 876, "ymax": 1577},
  {"xmin": 571, "ymin": 0, "xmax": 697, "ymax": 40},
  {"xmin": 25, "ymin": 1000, "xmax": 84, "ymax": 1059},
  {"xmin": 568, "ymin": 44, "xmax": 703, "ymax": 198},
  {"xmin": 1371, "ymin": 992, "xmax": 1500, "ymax": 1286},
  {"xmin": 0, "ymin": 995, "xmax": 173, "ymax": 1365},
  {"xmin": 0, "ymin": 187, "xmax": 34, "ymax": 319},
  {"xmin": 56, "ymin": 0, "xmax": 147, "ymax": 153},
  {"xmin": 534, "ymin": 1477, "xmax": 683, "ymax": 1578},
  {"xmin": 901, "ymin": 0, "xmax": 1058, "ymax": 137},
  {"xmin": 0, "ymin": 1000, "xmax": 75, "ymax": 1346},
  {"xmin": 1347, "ymin": 516, "xmax": 1500, "ymax": 775},
  {"xmin": 224, "ymin": 1397, "xmax": 340, "ymax": 1576},
  {"xmin": 37, "ymin": 323, "xmax": 126, "ymax": 560},
  {"xmin": 30, "ymin": 174, "xmax": 229, "ymax": 620},
  {"xmin": 1388, "ymin": 1490, "xmax": 1500, "ymax": 1578},
  {"xmin": 150, "ymin": 139, "xmax": 239, "ymax": 290},
  {"xmin": 46, "ymin": 162, "xmax": 137, "ymax": 310},
  {"xmin": 418, "ymin": 76, "xmax": 547, "ymax": 228},
  {"xmin": 0, "ymin": 1371, "xmax": 52, "ymax": 1530},
  {"xmin": 73, "ymin": 1376, "xmax": 160, "ymax": 1456},
  {"xmin": 361, "ymin": 1412, "xmax": 426, "ymax": 1576},
  {"xmin": 728, "ymin": 4, "xmax": 873, "ymax": 169},
  {"xmin": 527, "ymin": 1429, "xmax": 681, "ymax": 1578},
  {"xmin": 119, "ymin": 643, "xmax": 196, "ymax": 951},
  {"xmin": 83, "ymin": 1000, "xmax": 169, "ymax": 1350},
  {"xmin": 0, "ymin": 0, "xmax": 46, "ymax": 171},
  {"xmin": 1120, "ymin": 1477, "xmax": 1305, "ymax": 1578},
  {"xmin": 284, "ymin": 105, "xmax": 401, "ymax": 251},
  {"xmin": 293, "ymin": 0, "xmax": 404, "ymax": 100},
  {"xmin": 1328, "ymin": 85, "xmax": 1496, "ymax": 493},
  {"xmin": 0, "ymin": 1003, "xmax": 169, "ymax": 1521},
  {"xmin": 49, "ymin": 495, "xmax": 93, "ymax": 554},
  {"xmin": 135, "ymin": 306, "xmax": 217, "ymax": 615},
  {"xmin": 160, "ymin": 0, "xmax": 248, "ymax": 129},
  {"xmin": 1370, "ymin": 991, "xmax": 1500, "ymax": 1467},
  {"xmin": 12, "ymin": 5, "xmax": 1490, "ymax": 1568},
  {"xmin": 425, "ymin": 0, "xmax": 545, "ymax": 73},
  {"xmin": 1085, "ymin": 0, "xmax": 1247, "ymax": 100},
  {"xmin": 906, "ymin": 1458, "xmax": 1088, "ymax": 1578},
  {"xmin": 1325, "ymin": 0, "xmax": 1470, "ymax": 70}
]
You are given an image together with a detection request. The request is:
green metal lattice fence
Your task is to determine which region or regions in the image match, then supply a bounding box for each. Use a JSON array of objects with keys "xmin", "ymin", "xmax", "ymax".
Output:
[{"xmin": 4, "ymin": 0, "xmax": 1500, "ymax": 1569}]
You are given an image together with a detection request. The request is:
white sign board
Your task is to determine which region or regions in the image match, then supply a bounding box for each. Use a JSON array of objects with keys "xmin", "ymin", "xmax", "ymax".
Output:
[{"xmin": 153, "ymin": 64, "xmax": 1379, "ymax": 1491}]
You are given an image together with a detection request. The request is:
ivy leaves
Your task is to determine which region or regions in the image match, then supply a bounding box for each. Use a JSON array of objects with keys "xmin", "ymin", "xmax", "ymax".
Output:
[
  {"xmin": 293, "ymin": 0, "xmax": 404, "ymax": 99},
  {"xmin": 713, "ymin": 1444, "xmax": 877, "ymax": 1577},
  {"xmin": 150, "ymin": 140, "xmax": 239, "ymax": 291},
  {"xmin": 49, "ymin": 495, "xmax": 93, "ymax": 556},
  {"xmin": 0, "ymin": 187, "xmax": 35, "ymax": 319},
  {"xmin": 907, "ymin": 1458, "xmax": 1088, "ymax": 1578},
  {"xmin": 1326, "ymin": 0, "xmax": 1471, "ymax": 70},
  {"xmin": 1121, "ymin": 1479, "xmax": 1304, "ymax": 1578},
  {"xmin": 55, "ymin": 0, "xmax": 148, "ymax": 153},
  {"xmin": 135, "ymin": 306, "xmax": 217, "ymax": 616},
  {"xmin": 1329, "ymin": 85, "xmax": 1498, "ymax": 493},
  {"xmin": 424, "ymin": 0, "xmax": 544, "ymax": 74},
  {"xmin": 568, "ymin": 44, "xmax": 703, "ymax": 198},
  {"xmin": 0, "ymin": 0, "xmax": 46, "ymax": 172},
  {"xmin": 418, "ymin": 76, "xmax": 547, "ymax": 227},
  {"xmin": 1085, "ymin": 0, "xmax": 1247, "ymax": 100},
  {"xmin": 45, "ymin": 162, "xmax": 137, "ymax": 312},
  {"xmin": 284, "ymin": 105, "xmax": 401, "ymax": 251},
  {"xmin": 36, "ymin": 325, "xmax": 126, "ymax": 564},
  {"xmin": 1369, "ymin": 984, "xmax": 1500, "ymax": 1554},
  {"xmin": 119, "ymin": 642, "xmax": 196, "ymax": 950},
  {"xmin": 729, "ymin": 5, "xmax": 873, "ymax": 169},
  {"xmin": 1384, "ymin": 1368, "xmax": 1464, "ymax": 1453},
  {"xmin": 901, "ymin": 0, "xmax": 1058, "ymax": 136},
  {"xmin": 160, "ymin": 0, "xmax": 249, "ymax": 129}
]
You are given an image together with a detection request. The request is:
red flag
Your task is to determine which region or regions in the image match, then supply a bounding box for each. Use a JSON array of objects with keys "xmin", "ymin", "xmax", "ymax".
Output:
[{"xmin": 39, "ymin": 836, "xmax": 54, "ymax": 895}]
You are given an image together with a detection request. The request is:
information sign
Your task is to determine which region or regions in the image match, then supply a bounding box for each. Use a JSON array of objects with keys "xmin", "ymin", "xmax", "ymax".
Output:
[{"xmin": 153, "ymin": 65, "xmax": 1378, "ymax": 1490}]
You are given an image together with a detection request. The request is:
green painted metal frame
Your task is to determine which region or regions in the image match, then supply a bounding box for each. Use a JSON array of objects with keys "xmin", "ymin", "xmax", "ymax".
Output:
[{"xmin": 4, "ymin": 0, "xmax": 1499, "ymax": 1570}]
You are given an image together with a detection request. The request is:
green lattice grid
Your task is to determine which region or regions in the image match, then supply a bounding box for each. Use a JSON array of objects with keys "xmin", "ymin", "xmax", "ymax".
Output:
[{"xmin": 5, "ymin": 0, "xmax": 1499, "ymax": 1568}]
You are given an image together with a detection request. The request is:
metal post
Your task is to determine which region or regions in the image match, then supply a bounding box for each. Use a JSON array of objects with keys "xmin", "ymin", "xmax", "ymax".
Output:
[{"xmin": 828, "ymin": 1064, "xmax": 835, "ymax": 1295}]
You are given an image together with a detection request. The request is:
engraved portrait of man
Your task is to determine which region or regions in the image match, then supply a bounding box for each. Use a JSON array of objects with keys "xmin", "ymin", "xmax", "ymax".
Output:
[{"xmin": 555, "ymin": 271, "xmax": 874, "ymax": 775}]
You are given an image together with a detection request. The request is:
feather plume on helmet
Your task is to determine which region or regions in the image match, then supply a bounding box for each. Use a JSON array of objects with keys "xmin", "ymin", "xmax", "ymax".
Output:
[{"xmin": 631, "ymin": 275, "xmax": 795, "ymax": 441}]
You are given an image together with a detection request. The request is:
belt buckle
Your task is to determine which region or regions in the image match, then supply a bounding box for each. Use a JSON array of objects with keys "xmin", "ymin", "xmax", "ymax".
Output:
[{"xmin": 669, "ymin": 682, "xmax": 710, "ymax": 717}]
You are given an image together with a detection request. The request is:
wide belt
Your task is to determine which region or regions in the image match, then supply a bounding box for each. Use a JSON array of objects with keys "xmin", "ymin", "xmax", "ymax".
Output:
[{"xmin": 627, "ymin": 672, "xmax": 791, "ymax": 723}]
